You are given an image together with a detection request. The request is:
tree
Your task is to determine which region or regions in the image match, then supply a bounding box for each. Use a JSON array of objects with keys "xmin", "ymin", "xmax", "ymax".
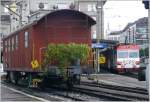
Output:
[
  {"xmin": 145, "ymin": 47, "xmax": 149, "ymax": 57},
  {"xmin": 140, "ymin": 48, "xmax": 149, "ymax": 58},
  {"xmin": 42, "ymin": 43, "xmax": 91, "ymax": 79},
  {"xmin": 140, "ymin": 48, "xmax": 145, "ymax": 57}
]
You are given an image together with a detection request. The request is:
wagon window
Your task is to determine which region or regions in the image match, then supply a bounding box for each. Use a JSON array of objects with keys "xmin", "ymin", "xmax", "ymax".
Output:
[
  {"xmin": 16, "ymin": 35, "xmax": 18, "ymax": 50},
  {"xmin": 7, "ymin": 40, "xmax": 9, "ymax": 52},
  {"xmin": 12, "ymin": 37, "xmax": 14, "ymax": 51},
  {"xmin": 5, "ymin": 41, "xmax": 7, "ymax": 52},
  {"xmin": 24, "ymin": 31, "xmax": 29, "ymax": 48},
  {"xmin": 87, "ymin": 4, "xmax": 96, "ymax": 12},
  {"xmin": 8, "ymin": 39, "xmax": 10, "ymax": 52}
]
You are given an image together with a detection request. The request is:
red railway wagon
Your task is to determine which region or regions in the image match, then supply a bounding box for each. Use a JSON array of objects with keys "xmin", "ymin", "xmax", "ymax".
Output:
[{"xmin": 3, "ymin": 9, "xmax": 96, "ymax": 86}]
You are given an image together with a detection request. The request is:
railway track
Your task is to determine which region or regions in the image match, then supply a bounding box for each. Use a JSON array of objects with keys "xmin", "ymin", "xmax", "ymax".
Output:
[
  {"xmin": 1, "ymin": 81, "xmax": 82, "ymax": 101},
  {"xmin": 81, "ymin": 81, "xmax": 148, "ymax": 95},
  {"xmin": 74, "ymin": 81, "xmax": 149, "ymax": 101},
  {"xmin": 2, "ymin": 80, "xmax": 149, "ymax": 101},
  {"xmin": 1, "ymin": 81, "xmax": 96, "ymax": 101},
  {"xmin": 41, "ymin": 82, "xmax": 149, "ymax": 101}
]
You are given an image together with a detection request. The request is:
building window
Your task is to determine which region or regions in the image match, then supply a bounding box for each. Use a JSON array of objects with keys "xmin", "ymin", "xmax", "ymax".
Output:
[
  {"xmin": 57, "ymin": 3, "xmax": 68, "ymax": 9},
  {"xmin": 87, "ymin": 4, "xmax": 96, "ymax": 12},
  {"xmin": 92, "ymin": 30, "xmax": 96, "ymax": 39},
  {"xmin": 136, "ymin": 28, "xmax": 147, "ymax": 34},
  {"xmin": 78, "ymin": 4, "xmax": 82, "ymax": 11},
  {"xmin": 38, "ymin": 2, "xmax": 49, "ymax": 10},
  {"xmin": 24, "ymin": 31, "xmax": 29, "ymax": 48},
  {"xmin": 92, "ymin": 17, "xmax": 96, "ymax": 21},
  {"xmin": 4, "ymin": 5, "xmax": 9, "ymax": 13},
  {"xmin": 16, "ymin": 35, "xmax": 18, "ymax": 50}
]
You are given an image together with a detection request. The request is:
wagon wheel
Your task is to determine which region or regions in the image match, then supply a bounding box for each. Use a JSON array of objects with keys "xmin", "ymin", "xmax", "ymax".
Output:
[
  {"xmin": 6, "ymin": 71, "xmax": 11, "ymax": 83},
  {"xmin": 66, "ymin": 77, "xmax": 74, "ymax": 89},
  {"xmin": 10, "ymin": 71, "xmax": 19, "ymax": 84},
  {"xmin": 108, "ymin": 59, "xmax": 111, "ymax": 70}
]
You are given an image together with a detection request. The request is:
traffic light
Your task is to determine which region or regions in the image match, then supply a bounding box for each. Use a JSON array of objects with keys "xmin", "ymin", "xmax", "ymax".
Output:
[{"xmin": 143, "ymin": 1, "xmax": 149, "ymax": 9}]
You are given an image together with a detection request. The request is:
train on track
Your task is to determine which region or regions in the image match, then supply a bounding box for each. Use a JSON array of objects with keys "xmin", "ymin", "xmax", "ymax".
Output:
[
  {"xmin": 2, "ymin": 9, "xmax": 96, "ymax": 88},
  {"xmin": 99, "ymin": 43, "xmax": 140, "ymax": 73}
]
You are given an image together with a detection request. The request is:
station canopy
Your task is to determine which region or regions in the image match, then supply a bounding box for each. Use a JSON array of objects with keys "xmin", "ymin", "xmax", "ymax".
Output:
[{"xmin": 92, "ymin": 39, "xmax": 119, "ymax": 49}]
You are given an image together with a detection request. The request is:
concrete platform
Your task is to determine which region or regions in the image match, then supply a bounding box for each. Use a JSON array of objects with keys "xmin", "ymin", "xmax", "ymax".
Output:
[
  {"xmin": 1, "ymin": 85, "xmax": 41, "ymax": 101},
  {"xmin": 81, "ymin": 73, "xmax": 147, "ymax": 89}
]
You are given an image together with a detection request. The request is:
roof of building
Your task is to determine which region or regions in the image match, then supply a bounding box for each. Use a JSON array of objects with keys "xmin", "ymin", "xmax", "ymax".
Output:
[
  {"xmin": 108, "ymin": 30, "xmax": 123, "ymax": 35},
  {"xmin": 92, "ymin": 39, "xmax": 119, "ymax": 45},
  {"xmin": 123, "ymin": 17, "xmax": 148, "ymax": 30},
  {"xmin": 122, "ymin": 22, "xmax": 135, "ymax": 31},
  {"xmin": 135, "ymin": 17, "xmax": 148, "ymax": 27},
  {"xmin": 38, "ymin": 9, "xmax": 96, "ymax": 25}
]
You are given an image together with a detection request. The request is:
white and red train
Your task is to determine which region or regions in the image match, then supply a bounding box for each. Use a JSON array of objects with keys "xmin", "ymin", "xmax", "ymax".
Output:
[{"xmin": 100, "ymin": 44, "xmax": 140, "ymax": 73}]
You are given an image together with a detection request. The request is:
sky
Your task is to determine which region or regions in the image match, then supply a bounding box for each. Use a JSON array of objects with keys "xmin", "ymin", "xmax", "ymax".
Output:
[{"xmin": 104, "ymin": 0, "xmax": 148, "ymax": 34}]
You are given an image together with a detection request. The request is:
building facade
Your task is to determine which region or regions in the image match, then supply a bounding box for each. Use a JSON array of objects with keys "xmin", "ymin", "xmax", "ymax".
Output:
[
  {"xmin": 1, "ymin": 0, "xmax": 106, "ymax": 40},
  {"xmin": 1, "ymin": 0, "xmax": 76, "ymax": 35},
  {"xmin": 107, "ymin": 17, "xmax": 148, "ymax": 49},
  {"xmin": 1, "ymin": 0, "xmax": 13, "ymax": 38},
  {"xmin": 135, "ymin": 17, "xmax": 148, "ymax": 48},
  {"xmin": 107, "ymin": 31, "xmax": 121, "ymax": 42},
  {"xmin": 75, "ymin": 0, "xmax": 97, "ymax": 39},
  {"xmin": 75, "ymin": 0, "xmax": 106, "ymax": 39}
]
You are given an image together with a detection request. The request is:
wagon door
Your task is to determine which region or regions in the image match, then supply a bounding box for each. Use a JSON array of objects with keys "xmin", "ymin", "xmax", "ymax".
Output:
[{"xmin": 39, "ymin": 47, "xmax": 46, "ymax": 67}]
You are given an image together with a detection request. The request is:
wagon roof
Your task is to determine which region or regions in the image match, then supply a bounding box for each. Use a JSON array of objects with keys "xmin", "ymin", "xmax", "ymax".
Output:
[
  {"xmin": 3, "ymin": 9, "xmax": 96, "ymax": 39},
  {"xmin": 38, "ymin": 9, "xmax": 96, "ymax": 25}
]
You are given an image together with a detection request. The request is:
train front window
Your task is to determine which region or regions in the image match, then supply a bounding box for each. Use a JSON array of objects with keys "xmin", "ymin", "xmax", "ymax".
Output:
[
  {"xmin": 129, "ymin": 52, "xmax": 138, "ymax": 58},
  {"xmin": 117, "ymin": 51, "xmax": 128, "ymax": 58}
]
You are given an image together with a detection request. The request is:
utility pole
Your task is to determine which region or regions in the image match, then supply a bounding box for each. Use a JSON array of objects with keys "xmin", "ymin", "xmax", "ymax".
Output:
[
  {"xmin": 0, "ymin": 0, "xmax": 1, "ymax": 64},
  {"xmin": 141, "ymin": 0, "xmax": 149, "ymax": 93},
  {"xmin": 96, "ymin": 0, "xmax": 104, "ymax": 73},
  {"xmin": 147, "ymin": 0, "xmax": 150, "ymax": 94}
]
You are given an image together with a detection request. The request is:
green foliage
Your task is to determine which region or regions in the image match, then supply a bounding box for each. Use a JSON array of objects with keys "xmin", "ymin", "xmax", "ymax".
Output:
[
  {"xmin": 140, "ymin": 48, "xmax": 149, "ymax": 57},
  {"xmin": 140, "ymin": 49, "xmax": 145, "ymax": 57},
  {"xmin": 145, "ymin": 47, "xmax": 149, "ymax": 57},
  {"xmin": 43, "ymin": 43, "xmax": 91, "ymax": 78}
]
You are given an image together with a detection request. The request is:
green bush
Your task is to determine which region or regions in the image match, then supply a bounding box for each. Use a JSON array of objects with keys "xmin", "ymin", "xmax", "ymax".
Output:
[
  {"xmin": 140, "ymin": 47, "xmax": 149, "ymax": 58},
  {"xmin": 42, "ymin": 43, "xmax": 91, "ymax": 79}
]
